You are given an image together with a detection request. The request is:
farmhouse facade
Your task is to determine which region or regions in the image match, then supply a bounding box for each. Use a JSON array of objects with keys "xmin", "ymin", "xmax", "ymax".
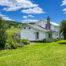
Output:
[{"xmin": 21, "ymin": 17, "xmax": 59, "ymax": 41}]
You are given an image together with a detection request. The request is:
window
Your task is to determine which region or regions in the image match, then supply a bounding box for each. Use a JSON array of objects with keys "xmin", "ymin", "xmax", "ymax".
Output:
[
  {"xmin": 48, "ymin": 33, "xmax": 52, "ymax": 38},
  {"xmin": 48, "ymin": 34, "xmax": 51, "ymax": 38},
  {"xmin": 29, "ymin": 27, "xmax": 31, "ymax": 29},
  {"xmin": 24, "ymin": 27, "xmax": 26, "ymax": 29},
  {"xmin": 56, "ymin": 32, "xmax": 58, "ymax": 36},
  {"xmin": 36, "ymin": 32, "xmax": 39, "ymax": 39}
]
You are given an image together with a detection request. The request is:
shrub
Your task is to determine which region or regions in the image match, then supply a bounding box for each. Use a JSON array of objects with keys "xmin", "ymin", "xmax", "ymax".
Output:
[
  {"xmin": 57, "ymin": 37, "xmax": 64, "ymax": 41},
  {"xmin": 20, "ymin": 39, "xmax": 30, "ymax": 45},
  {"xmin": 5, "ymin": 26, "xmax": 21, "ymax": 49},
  {"xmin": 5, "ymin": 37, "xmax": 19, "ymax": 49},
  {"xmin": 42, "ymin": 38, "xmax": 60, "ymax": 43},
  {"xmin": 46, "ymin": 39, "xmax": 54, "ymax": 43},
  {"xmin": 53, "ymin": 39, "xmax": 58, "ymax": 42},
  {"xmin": 58, "ymin": 40, "xmax": 66, "ymax": 44},
  {"xmin": 42, "ymin": 39, "xmax": 54, "ymax": 43}
]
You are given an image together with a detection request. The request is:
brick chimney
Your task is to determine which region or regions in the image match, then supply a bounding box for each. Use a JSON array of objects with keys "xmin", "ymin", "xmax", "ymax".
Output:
[{"xmin": 47, "ymin": 16, "xmax": 50, "ymax": 30}]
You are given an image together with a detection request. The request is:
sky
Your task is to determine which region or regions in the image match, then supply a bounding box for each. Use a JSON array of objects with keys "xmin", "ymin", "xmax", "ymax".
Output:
[{"xmin": 0, "ymin": 0, "xmax": 66, "ymax": 24}]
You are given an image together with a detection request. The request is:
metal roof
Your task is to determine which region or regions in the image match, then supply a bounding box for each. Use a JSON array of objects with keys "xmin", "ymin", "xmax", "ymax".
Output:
[{"xmin": 27, "ymin": 24, "xmax": 55, "ymax": 32}]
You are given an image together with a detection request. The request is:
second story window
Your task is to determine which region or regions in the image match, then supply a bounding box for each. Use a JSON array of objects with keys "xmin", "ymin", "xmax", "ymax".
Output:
[
  {"xmin": 24, "ymin": 27, "xmax": 26, "ymax": 29},
  {"xmin": 29, "ymin": 27, "xmax": 31, "ymax": 29}
]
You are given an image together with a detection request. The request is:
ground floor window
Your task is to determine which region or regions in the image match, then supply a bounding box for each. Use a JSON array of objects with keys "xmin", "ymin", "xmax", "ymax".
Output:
[
  {"xmin": 36, "ymin": 32, "xmax": 39, "ymax": 39},
  {"xmin": 48, "ymin": 33, "xmax": 52, "ymax": 38},
  {"xmin": 56, "ymin": 32, "xmax": 58, "ymax": 36}
]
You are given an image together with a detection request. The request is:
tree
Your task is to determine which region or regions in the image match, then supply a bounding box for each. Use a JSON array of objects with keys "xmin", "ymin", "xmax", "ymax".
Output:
[
  {"xmin": 5, "ymin": 26, "xmax": 20, "ymax": 49},
  {"xmin": 0, "ymin": 17, "xmax": 7, "ymax": 49},
  {"xmin": 60, "ymin": 20, "xmax": 66, "ymax": 39}
]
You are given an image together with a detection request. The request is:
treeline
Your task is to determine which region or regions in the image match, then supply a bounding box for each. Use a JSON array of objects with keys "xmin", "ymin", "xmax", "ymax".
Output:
[{"xmin": 3, "ymin": 20, "xmax": 24, "ymax": 28}]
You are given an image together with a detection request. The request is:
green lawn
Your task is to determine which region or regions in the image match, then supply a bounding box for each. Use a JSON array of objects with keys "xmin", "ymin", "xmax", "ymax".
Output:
[{"xmin": 0, "ymin": 42, "xmax": 66, "ymax": 66}]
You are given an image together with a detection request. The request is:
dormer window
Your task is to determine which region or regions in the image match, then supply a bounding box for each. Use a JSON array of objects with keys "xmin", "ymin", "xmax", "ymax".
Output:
[
  {"xmin": 24, "ymin": 27, "xmax": 26, "ymax": 29},
  {"xmin": 29, "ymin": 27, "xmax": 31, "ymax": 29}
]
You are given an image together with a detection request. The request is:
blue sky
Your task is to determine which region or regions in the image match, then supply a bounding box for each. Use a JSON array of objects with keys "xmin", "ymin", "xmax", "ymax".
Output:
[{"xmin": 0, "ymin": 0, "xmax": 66, "ymax": 24}]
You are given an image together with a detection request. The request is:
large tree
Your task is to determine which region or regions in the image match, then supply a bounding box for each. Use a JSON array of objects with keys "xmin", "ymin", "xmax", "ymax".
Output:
[
  {"xmin": 0, "ymin": 17, "xmax": 7, "ymax": 49},
  {"xmin": 60, "ymin": 20, "xmax": 66, "ymax": 39}
]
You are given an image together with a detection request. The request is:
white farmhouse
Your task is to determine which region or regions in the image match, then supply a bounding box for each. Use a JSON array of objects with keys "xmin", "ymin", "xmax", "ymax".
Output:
[{"xmin": 21, "ymin": 17, "xmax": 59, "ymax": 41}]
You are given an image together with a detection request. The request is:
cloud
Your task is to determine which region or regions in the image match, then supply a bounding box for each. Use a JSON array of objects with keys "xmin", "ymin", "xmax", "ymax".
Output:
[
  {"xmin": 64, "ymin": 12, "xmax": 66, "ymax": 14},
  {"xmin": 0, "ymin": 13, "xmax": 13, "ymax": 21},
  {"xmin": 22, "ymin": 19, "xmax": 38, "ymax": 23},
  {"xmin": 61, "ymin": 0, "xmax": 66, "ymax": 6},
  {"xmin": 28, "ymin": 15, "xmax": 34, "ymax": 17},
  {"xmin": 23, "ymin": 16, "xmax": 28, "ymax": 19},
  {"xmin": 23, "ymin": 15, "xmax": 34, "ymax": 18},
  {"xmin": 0, "ymin": 0, "xmax": 45, "ymax": 15},
  {"xmin": 64, "ymin": 11, "xmax": 66, "ymax": 14},
  {"xmin": 61, "ymin": 0, "xmax": 66, "ymax": 14},
  {"xmin": 63, "ymin": 8, "xmax": 66, "ymax": 11},
  {"xmin": 62, "ymin": 8, "xmax": 66, "ymax": 14},
  {"xmin": 22, "ymin": 7, "xmax": 45, "ymax": 14},
  {"xmin": 0, "ymin": 0, "xmax": 38, "ymax": 11}
]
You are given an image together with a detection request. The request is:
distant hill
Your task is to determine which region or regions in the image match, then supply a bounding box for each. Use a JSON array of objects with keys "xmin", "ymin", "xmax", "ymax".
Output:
[
  {"xmin": 1, "ymin": 19, "xmax": 35, "ymax": 28},
  {"xmin": 4, "ymin": 20, "xmax": 26, "ymax": 28}
]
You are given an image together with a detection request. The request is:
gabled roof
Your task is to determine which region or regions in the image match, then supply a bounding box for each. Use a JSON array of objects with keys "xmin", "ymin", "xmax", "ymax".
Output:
[
  {"xmin": 27, "ymin": 24, "xmax": 55, "ymax": 32},
  {"xmin": 50, "ymin": 22, "xmax": 59, "ymax": 26},
  {"xmin": 36, "ymin": 19, "xmax": 59, "ymax": 26}
]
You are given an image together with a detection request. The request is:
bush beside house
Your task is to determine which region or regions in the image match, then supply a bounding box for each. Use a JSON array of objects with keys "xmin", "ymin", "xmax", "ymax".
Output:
[
  {"xmin": 5, "ymin": 26, "xmax": 30, "ymax": 49},
  {"xmin": 58, "ymin": 40, "xmax": 66, "ymax": 44},
  {"xmin": 20, "ymin": 39, "xmax": 30, "ymax": 45}
]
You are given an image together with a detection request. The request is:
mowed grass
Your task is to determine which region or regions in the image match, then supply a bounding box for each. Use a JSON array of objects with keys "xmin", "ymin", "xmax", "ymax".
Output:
[{"xmin": 0, "ymin": 42, "xmax": 66, "ymax": 66}]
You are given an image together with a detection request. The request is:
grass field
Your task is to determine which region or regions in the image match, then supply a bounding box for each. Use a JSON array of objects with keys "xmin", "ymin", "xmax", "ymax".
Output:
[{"xmin": 0, "ymin": 42, "xmax": 66, "ymax": 66}]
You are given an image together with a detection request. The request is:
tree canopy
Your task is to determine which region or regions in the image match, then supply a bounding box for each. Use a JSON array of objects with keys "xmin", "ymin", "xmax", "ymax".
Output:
[
  {"xmin": 60, "ymin": 20, "xmax": 66, "ymax": 39},
  {"xmin": 0, "ymin": 17, "xmax": 7, "ymax": 49}
]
